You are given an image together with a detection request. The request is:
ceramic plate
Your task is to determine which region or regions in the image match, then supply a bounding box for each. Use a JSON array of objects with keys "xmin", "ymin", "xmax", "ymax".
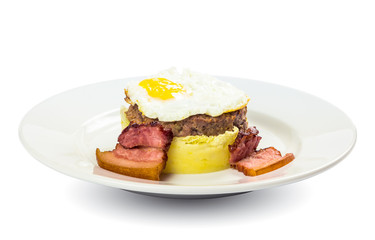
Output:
[{"xmin": 19, "ymin": 77, "xmax": 356, "ymax": 198}]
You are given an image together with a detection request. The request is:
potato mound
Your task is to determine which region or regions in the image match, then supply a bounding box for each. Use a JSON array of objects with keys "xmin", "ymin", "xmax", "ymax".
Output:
[
  {"xmin": 164, "ymin": 127, "xmax": 238, "ymax": 174},
  {"xmin": 120, "ymin": 106, "xmax": 239, "ymax": 174}
]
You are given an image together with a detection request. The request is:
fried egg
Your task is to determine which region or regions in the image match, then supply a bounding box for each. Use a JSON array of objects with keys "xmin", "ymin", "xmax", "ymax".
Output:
[{"xmin": 125, "ymin": 68, "xmax": 249, "ymax": 122}]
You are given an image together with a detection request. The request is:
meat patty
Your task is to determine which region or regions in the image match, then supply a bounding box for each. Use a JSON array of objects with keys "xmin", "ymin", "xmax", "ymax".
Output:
[{"xmin": 125, "ymin": 104, "xmax": 248, "ymax": 137}]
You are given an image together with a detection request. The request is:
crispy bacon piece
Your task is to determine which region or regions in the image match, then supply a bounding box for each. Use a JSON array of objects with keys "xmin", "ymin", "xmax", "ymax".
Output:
[
  {"xmin": 118, "ymin": 122, "xmax": 173, "ymax": 149},
  {"xmin": 228, "ymin": 126, "xmax": 262, "ymax": 163},
  {"xmin": 96, "ymin": 146, "xmax": 166, "ymax": 181},
  {"xmin": 232, "ymin": 147, "xmax": 295, "ymax": 176},
  {"xmin": 96, "ymin": 123, "xmax": 173, "ymax": 181}
]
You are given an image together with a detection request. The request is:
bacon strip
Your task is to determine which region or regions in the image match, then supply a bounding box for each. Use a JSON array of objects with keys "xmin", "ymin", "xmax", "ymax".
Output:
[
  {"xmin": 232, "ymin": 147, "xmax": 295, "ymax": 176},
  {"xmin": 113, "ymin": 144, "xmax": 167, "ymax": 162},
  {"xmin": 228, "ymin": 126, "xmax": 262, "ymax": 163},
  {"xmin": 118, "ymin": 122, "xmax": 173, "ymax": 149},
  {"xmin": 96, "ymin": 123, "xmax": 173, "ymax": 181},
  {"xmin": 96, "ymin": 147, "xmax": 166, "ymax": 181}
]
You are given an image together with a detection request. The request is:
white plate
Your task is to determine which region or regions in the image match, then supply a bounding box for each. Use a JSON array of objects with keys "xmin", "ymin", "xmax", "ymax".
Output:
[{"xmin": 19, "ymin": 77, "xmax": 356, "ymax": 198}]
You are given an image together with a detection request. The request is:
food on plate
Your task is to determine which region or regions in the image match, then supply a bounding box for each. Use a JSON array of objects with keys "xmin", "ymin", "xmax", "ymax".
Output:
[
  {"xmin": 120, "ymin": 68, "xmax": 250, "ymax": 174},
  {"xmin": 96, "ymin": 123, "xmax": 173, "ymax": 180},
  {"xmin": 121, "ymin": 110, "xmax": 241, "ymax": 174},
  {"xmin": 96, "ymin": 67, "xmax": 295, "ymax": 180},
  {"xmin": 231, "ymin": 147, "xmax": 295, "ymax": 176}
]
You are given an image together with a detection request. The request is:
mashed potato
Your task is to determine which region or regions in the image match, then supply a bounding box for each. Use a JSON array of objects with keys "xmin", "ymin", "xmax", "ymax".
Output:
[
  {"xmin": 120, "ymin": 106, "xmax": 239, "ymax": 174},
  {"xmin": 164, "ymin": 127, "xmax": 238, "ymax": 174}
]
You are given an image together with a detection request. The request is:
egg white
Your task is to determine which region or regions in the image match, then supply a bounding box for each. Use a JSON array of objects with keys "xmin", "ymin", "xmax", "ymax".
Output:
[{"xmin": 125, "ymin": 68, "xmax": 249, "ymax": 122}]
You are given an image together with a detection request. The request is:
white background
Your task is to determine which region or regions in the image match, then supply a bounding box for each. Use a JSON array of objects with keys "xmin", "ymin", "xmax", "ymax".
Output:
[{"xmin": 1, "ymin": 0, "xmax": 374, "ymax": 239}]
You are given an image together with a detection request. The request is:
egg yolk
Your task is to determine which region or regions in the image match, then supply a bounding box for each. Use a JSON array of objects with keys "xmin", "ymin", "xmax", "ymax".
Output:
[{"xmin": 139, "ymin": 78, "xmax": 185, "ymax": 100}]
